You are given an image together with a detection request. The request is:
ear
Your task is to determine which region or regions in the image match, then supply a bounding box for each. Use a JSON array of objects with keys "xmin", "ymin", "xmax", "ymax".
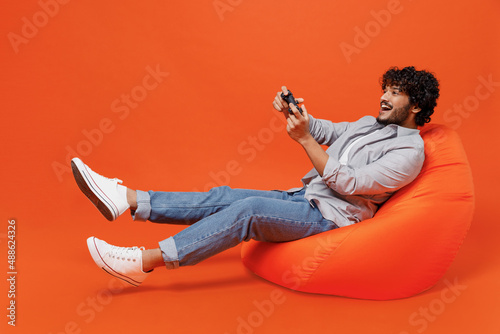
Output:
[{"xmin": 411, "ymin": 105, "xmax": 421, "ymax": 114}]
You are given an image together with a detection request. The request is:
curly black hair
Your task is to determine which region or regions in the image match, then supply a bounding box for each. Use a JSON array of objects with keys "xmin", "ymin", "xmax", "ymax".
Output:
[{"xmin": 380, "ymin": 66, "xmax": 440, "ymax": 126}]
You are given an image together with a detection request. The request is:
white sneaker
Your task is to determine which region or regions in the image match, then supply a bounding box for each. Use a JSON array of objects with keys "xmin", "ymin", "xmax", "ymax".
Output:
[
  {"xmin": 87, "ymin": 236, "xmax": 151, "ymax": 287},
  {"xmin": 71, "ymin": 157, "xmax": 129, "ymax": 221}
]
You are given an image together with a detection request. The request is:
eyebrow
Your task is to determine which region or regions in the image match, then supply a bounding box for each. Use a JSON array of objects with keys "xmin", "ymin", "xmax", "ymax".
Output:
[{"xmin": 383, "ymin": 85, "xmax": 401, "ymax": 92}]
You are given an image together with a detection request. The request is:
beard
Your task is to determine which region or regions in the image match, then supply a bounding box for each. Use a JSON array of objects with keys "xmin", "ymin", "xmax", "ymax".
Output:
[{"xmin": 376, "ymin": 102, "xmax": 412, "ymax": 126}]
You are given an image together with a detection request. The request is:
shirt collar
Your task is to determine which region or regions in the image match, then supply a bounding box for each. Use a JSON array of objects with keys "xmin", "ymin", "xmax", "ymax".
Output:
[{"xmin": 377, "ymin": 123, "xmax": 420, "ymax": 137}]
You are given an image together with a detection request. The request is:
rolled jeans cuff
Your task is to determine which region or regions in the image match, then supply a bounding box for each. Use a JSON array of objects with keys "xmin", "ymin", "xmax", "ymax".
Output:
[
  {"xmin": 158, "ymin": 237, "xmax": 180, "ymax": 270},
  {"xmin": 131, "ymin": 190, "xmax": 151, "ymax": 221}
]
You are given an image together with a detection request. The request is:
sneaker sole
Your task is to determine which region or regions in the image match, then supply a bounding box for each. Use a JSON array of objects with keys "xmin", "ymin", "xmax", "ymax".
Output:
[
  {"xmin": 71, "ymin": 158, "xmax": 116, "ymax": 221},
  {"xmin": 87, "ymin": 237, "xmax": 142, "ymax": 287}
]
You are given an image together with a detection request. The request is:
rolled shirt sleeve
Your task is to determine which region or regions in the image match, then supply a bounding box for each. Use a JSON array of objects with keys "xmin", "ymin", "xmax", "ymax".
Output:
[{"xmin": 321, "ymin": 145, "xmax": 425, "ymax": 196}]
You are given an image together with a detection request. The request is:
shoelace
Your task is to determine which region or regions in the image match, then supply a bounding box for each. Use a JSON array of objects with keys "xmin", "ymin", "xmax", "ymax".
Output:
[
  {"xmin": 108, "ymin": 245, "xmax": 145, "ymax": 261},
  {"xmin": 96, "ymin": 173, "xmax": 123, "ymax": 185},
  {"xmin": 87, "ymin": 165, "xmax": 123, "ymax": 184}
]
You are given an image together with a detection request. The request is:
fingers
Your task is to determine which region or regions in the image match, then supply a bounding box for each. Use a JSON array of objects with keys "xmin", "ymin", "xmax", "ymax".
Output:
[
  {"xmin": 287, "ymin": 104, "xmax": 309, "ymax": 130},
  {"xmin": 300, "ymin": 104, "xmax": 308, "ymax": 118},
  {"xmin": 273, "ymin": 86, "xmax": 304, "ymax": 114},
  {"xmin": 286, "ymin": 104, "xmax": 308, "ymax": 139},
  {"xmin": 273, "ymin": 92, "xmax": 288, "ymax": 111},
  {"xmin": 289, "ymin": 101, "xmax": 304, "ymax": 119}
]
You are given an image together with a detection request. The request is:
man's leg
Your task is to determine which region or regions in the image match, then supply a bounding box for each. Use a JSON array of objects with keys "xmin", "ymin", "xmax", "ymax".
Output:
[
  {"xmin": 72, "ymin": 157, "xmax": 288, "ymax": 223},
  {"xmin": 156, "ymin": 192, "xmax": 338, "ymax": 269},
  {"xmin": 142, "ymin": 248, "xmax": 164, "ymax": 272},
  {"xmin": 132, "ymin": 186, "xmax": 289, "ymax": 224},
  {"xmin": 87, "ymin": 192, "xmax": 339, "ymax": 284},
  {"xmin": 127, "ymin": 188, "xmax": 138, "ymax": 210}
]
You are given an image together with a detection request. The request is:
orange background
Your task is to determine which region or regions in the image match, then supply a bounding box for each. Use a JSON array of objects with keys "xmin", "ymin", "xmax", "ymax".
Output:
[{"xmin": 1, "ymin": 0, "xmax": 499, "ymax": 333}]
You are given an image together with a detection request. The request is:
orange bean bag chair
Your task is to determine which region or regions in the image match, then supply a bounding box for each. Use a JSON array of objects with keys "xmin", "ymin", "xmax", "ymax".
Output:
[{"xmin": 241, "ymin": 124, "xmax": 474, "ymax": 300}]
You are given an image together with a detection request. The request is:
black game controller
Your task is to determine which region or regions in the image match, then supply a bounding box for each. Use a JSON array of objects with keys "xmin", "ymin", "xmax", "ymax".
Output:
[{"xmin": 280, "ymin": 90, "xmax": 303, "ymax": 115}]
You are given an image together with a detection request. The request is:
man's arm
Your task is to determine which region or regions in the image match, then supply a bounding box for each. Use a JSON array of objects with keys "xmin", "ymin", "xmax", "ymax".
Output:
[
  {"xmin": 282, "ymin": 98, "xmax": 424, "ymax": 195},
  {"xmin": 273, "ymin": 86, "xmax": 350, "ymax": 146},
  {"xmin": 272, "ymin": 86, "xmax": 343, "ymax": 177},
  {"xmin": 276, "ymin": 98, "xmax": 329, "ymax": 176},
  {"xmin": 285, "ymin": 101, "xmax": 330, "ymax": 176},
  {"xmin": 321, "ymin": 146, "xmax": 424, "ymax": 196}
]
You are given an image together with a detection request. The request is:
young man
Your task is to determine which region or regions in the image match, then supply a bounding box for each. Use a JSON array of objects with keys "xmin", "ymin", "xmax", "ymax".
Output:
[{"xmin": 73, "ymin": 66, "xmax": 440, "ymax": 287}]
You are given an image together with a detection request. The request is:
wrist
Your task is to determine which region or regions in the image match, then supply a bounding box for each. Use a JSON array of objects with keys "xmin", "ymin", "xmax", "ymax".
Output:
[{"xmin": 298, "ymin": 134, "xmax": 315, "ymax": 146}]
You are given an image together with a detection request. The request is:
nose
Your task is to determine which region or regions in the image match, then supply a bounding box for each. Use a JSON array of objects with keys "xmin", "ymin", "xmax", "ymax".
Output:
[{"xmin": 380, "ymin": 91, "xmax": 389, "ymax": 103}]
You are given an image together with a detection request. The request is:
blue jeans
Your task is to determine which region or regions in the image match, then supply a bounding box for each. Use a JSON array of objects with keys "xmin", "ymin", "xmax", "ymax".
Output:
[{"xmin": 132, "ymin": 186, "xmax": 338, "ymax": 269}]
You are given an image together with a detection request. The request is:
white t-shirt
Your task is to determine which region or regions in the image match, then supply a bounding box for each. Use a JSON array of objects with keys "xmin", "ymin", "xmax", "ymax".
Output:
[{"xmin": 339, "ymin": 130, "xmax": 380, "ymax": 165}]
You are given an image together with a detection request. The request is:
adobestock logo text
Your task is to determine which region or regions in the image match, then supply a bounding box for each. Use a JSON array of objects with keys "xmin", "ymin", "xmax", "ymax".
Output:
[
  {"xmin": 8, "ymin": 0, "xmax": 72, "ymax": 54},
  {"xmin": 52, "ymin": 64, "xmax": 169, "ymax": 182}
]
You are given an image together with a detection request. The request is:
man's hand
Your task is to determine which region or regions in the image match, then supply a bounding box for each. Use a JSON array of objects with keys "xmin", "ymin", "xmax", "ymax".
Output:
[
  {"xmin": 272, "ymin": 86, "xmax": 329, "ymax": 176},
  {"xmin": 288, "ymin": 103, "xmax": 329, "ymax": 176},
  {"xmin": 286, "ymin": 100, "xmax": 312, "ymax": 145},
  {"xmin": 272, "ymin": 85, "xmax": 312, "ymax": 145},
  {"xmin": 273, "ymin": 86, "xmax": 304, "ymax": 114}
]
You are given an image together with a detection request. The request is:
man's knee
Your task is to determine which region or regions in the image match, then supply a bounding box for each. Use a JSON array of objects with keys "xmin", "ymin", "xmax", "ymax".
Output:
[
  {"xmin": 238, "ymin": 196, "xmax": 269, "ymax": 211},
  {"xmin": 208, "ymin": 185, "xmax": 232, "ymax": 194}
]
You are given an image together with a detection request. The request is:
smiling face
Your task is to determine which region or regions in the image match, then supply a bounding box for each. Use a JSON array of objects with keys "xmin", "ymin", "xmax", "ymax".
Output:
[{"xmin": 377, "ymin": 85, "xmax": 418, "ymax": 128}]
